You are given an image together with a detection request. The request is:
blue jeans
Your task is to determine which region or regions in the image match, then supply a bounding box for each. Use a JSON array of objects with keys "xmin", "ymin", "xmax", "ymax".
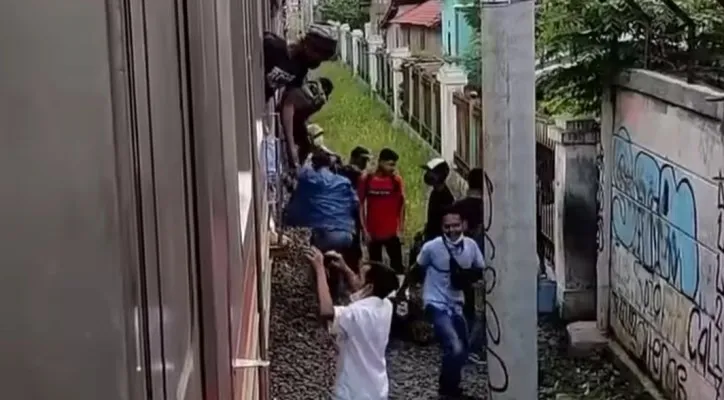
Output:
[
  {"xmin": 311, "ymin": 229, "xmax": 353, "ymax": 300},
  {"xmin": 426, "ymin": 305, "xmax": 469, "ymax": 394},
  {"xmin": 310, "ymin": 228, "xmax": 354, "ymax": 252}
]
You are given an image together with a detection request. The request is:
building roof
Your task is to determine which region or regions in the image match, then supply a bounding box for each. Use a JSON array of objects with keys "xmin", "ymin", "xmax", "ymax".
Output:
[{"xmin": 389, "ymin": 0, "xmax": 441, "ymax": 28}]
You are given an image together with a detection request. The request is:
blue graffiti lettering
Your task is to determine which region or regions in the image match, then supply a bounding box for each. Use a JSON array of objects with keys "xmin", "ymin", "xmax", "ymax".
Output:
[{"xmin": 611, "ymin": 127, "xmax": 700, "ymax": 300}]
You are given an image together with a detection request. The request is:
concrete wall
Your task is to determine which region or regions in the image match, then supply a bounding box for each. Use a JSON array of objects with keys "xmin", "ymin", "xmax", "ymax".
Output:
[
  {"xmin": 553, "ymin": 122, "xmax": 600, "ymax": 321},
  {"xmin": 599, "ymin": 69, "xmax": 724, "ymax": 399}
]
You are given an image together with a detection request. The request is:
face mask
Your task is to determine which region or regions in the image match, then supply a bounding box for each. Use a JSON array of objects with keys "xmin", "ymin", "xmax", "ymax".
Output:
[
  {"xmin": 444, "ymin": 233, "xmax": 463, "ymax": 246},
  {"xmin": 423, "ymin": 172, "xmax": 437, "ymax": 186},
  {"xmin": 349, "ymin": 285, "xmax": 372, "ymax": 302}
]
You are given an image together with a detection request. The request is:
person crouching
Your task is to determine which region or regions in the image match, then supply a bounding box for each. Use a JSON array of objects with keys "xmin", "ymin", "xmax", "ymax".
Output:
[{"xmin": 305, "ymin": 247, "xmax": 399, "ymax": 400}]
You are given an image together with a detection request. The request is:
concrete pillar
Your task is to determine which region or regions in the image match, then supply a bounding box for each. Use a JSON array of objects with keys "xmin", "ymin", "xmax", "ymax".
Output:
[
  {"xmin": 596, "ymin": 87, "xmax": 614, "ymax": 331},
  {"xmin": 364, "ymin": 22, "xmax": 372, "ymax": 39},
  {"xmin": 436, "ymin": 64, "xmax": 468, "ymax": 163},
  {"xmin": 553, "ymin": 120, "xmax": 599, "ymax": 321},
  {"xmin": 367, "ymin": 35, "xmax": 383, "ymax": 92},
  {"xmin": 340, "ymin": 24, "xmax": 351, "ymax": 64},
  {"xmin": 480, "ymin": 0, "xmax": 538, "ymax": 399},
  {"xmin": 351, "ymin": 29, "xmax": 364, "ymax": 75},
  {"xmin": 388, "ymin": 46, "xmax": 410, "ymax": 123}
]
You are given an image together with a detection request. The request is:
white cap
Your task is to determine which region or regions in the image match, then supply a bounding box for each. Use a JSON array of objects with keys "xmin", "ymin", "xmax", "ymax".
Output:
[{"xmin": 424, "ymin": 157, "xmax": 447, "ymax": 170}]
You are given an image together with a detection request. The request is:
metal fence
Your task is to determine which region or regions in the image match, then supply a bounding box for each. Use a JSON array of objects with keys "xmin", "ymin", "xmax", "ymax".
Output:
[
  {"xmin": 451, "ymin": 92, "xmax": 557, "ymax": 263},
  {"xmin": 374, "ymin": 49, "xmax": 394, "ymax": 108},
  {"xmin": 358, "ymin": 39, "xmax": 369, "ymax": 82},
  {"xmin": 401, "ymin": 62, "xmax": 443, "ymax": 152},
  {"xmin": 345, "ymin": 33, "xmax": 354, "ymax": 68}
]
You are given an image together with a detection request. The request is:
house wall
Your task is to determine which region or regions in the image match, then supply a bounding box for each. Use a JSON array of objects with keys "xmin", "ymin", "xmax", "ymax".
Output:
[
  {"xmin": 599, "ymin": 69, "xmax": 724, "ymax": 400},
  {"xmin": 441, "ymin": 0, "xmax": 474, "ymax": 57},
  {"xmin": 391, "ymin": 24, "xmax": 441, "ymax": 56}
]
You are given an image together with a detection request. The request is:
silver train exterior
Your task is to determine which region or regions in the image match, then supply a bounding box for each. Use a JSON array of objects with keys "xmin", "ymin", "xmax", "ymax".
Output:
[{"xmin": 0, "ymin": 0, "xmax": 276, "ymax": 399}]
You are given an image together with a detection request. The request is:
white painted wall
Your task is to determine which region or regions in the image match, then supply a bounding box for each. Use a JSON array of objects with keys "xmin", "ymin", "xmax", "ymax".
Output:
[{"xmin": 599, "ymin": 69, "xmax": 724, "ymax": 400}]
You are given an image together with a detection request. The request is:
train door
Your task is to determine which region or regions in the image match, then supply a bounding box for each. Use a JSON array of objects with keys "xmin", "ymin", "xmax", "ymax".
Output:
[{"xmin": 119, "ymin": 0, "xmax": 205, "ymax": 399}]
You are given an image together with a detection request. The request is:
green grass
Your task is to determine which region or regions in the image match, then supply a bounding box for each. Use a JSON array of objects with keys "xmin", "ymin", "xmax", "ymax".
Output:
[{"xmin": 310, "ymin": 62, "xmax": 434, "ymax": 243}]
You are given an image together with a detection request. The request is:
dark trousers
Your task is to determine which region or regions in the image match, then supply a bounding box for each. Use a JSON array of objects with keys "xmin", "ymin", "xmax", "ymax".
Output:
[{"xmin": 368, "ymin": 236, "xmax": 403, "ymax": 274}]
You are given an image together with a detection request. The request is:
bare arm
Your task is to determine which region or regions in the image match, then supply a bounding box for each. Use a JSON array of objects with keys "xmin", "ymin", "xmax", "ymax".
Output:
[
  {"xmin": 397, "ymin": 263, "xmax": 422, "ymax": 296},
  {"xmin": 340, "ymin": 263, "xmax": 362, "ymax": 293},
  {"xmin": 326, "ymin": 251, "xmax": 362, "ymax": 293},
  {"xmin": 306, "ymin": 248, "xmax": 335, "ymax": 321},
  {"xmin": 281, "ymin": 96, "xmax": 300, "ymax": 168},
  {"xmin": 313, "ymin": 263, "xmax": 335, "ymax": 320},
  {"xmin": 356, "ymin": 177, "xmax": 368, "ymax": 240},
  {"xmin": 398, "ymin": 177, "xmax": 406, "ymax": 234}
]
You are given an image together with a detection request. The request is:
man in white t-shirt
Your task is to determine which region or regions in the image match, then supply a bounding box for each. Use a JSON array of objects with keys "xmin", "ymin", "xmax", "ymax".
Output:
[{"xmin": 304, "ymin": 247, "xmax": 400, "ymax": 400}]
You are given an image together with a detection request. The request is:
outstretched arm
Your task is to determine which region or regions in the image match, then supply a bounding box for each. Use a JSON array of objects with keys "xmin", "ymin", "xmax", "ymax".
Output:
[
  {"xmin": 305, "ymin": 247, "xmax": 335, "ymax": 321},
  {"xmin": 397, "ymin": 242, "xmax": 430, "ymax": 296}
]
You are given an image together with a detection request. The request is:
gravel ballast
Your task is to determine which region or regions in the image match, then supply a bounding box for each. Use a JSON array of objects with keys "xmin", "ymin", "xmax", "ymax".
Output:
[{"xmin": 268, "ymin": 229, "xmax": 649, "ymax": 399}]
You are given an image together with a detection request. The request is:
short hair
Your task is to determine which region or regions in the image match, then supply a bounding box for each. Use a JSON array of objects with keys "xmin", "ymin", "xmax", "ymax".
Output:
[
  {"xmin": 378, "ymin": 148, "xmax": 399, "ymax": 162},
  {"xmin": 319, "ymin": 77, "xmax": 333, "ymax": 96},
  {"xmin": 311, "ymin": 149, "xmax": 332, "ymax": 169},
  {"xmin": 442, "ymin": 203, "xmax": 463, "ymax": 219},
  {"xmin": 365, "ymin": 261, "xmax": 400, "ymax": 298},
  {"xmin": 467, "ymin": 167, "xmax": 484, "ymax": 191}
]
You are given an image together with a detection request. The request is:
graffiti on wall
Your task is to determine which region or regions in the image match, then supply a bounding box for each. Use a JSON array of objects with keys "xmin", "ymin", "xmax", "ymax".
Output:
[
  {"xmin": 482, "ymin": 171, "xmax": 509, "ymax": 393},
  {"xmin": 596, "ymin": 141, "xmax": 605, "ymax": 253},
  {"xmin": 610, "ymin": 124, "xmax": 724, "ymax": 400},
  {"xmin": 612, "ymin": 127, "xmax": 700, "ymax": 300}
]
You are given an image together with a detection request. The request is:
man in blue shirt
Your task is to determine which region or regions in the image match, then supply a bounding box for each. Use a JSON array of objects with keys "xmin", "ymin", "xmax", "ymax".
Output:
[
  {"xmin": 397, "ymin": 204, "xmax": 484, "ymax": 398},
  {"xmin": 285, "ymin": 150, "xmax": 358, "ymax": 252}
]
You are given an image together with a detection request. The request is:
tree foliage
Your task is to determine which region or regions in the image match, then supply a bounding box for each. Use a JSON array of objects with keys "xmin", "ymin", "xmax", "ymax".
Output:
[
  {"xmin": 317, "ymin": 0, "xmax": 370, "ymax": 30},
  {"xmin": 461, "ymin": 0, "xmax": 724, "ymax": 116}
]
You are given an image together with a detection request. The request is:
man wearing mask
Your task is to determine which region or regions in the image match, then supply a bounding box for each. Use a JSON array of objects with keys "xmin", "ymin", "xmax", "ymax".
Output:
[
  {"xmin": 422, "ymin": 158, "xmax": 456, "ymax": 241},
  {"xmin": 397, "ymin": 205, "xmax": 484, "ymax": 398},
  {"xmin": 264, "ymin": 23, "xmax": 338, "ymax": 101}
]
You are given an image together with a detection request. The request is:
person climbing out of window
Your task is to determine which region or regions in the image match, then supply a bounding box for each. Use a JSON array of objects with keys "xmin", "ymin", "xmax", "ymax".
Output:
[
  {"xmin": 422, "ymin": 157, "xmax": 455, "ymax": 242},
  {"xmin": 280, "ymin": 77, "xmax": 334, "ymax": 170},
  {"xmin": 305, "ymin": 247, "xmax": 399, "ymax": 399},
  {"xmin": 358, "ymin": 148, "xmax": 406, "ymax": 276},
  {"xmin": 396, "ymin": 204, "xmax": 484, "ymax": 399},
  {"xmin": 264, "ymin": 23, "xmax": 338, "ymax": 101},
  {"xmin": 284, "ymin": 150, "xmax": 358, "ymax": 299}
]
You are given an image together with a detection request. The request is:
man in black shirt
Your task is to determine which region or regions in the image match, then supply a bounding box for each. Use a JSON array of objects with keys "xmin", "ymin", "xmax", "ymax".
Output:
[
  {"xmin": 455, "ymin": 167, "xmax": 484, "ymax": 240},
  {"xmin": 339, "ymin": 146, "xmax": 372, "ymax": 269},
  {"xmin": 422, "ymin": 158, "xmax": 455, "ymax": 241},
  {"xmin": 339, "ymin": 146, "xmax": 372, "ymax": 187},
  {"xmin": 264, "ymin": 24, "xmax": 338, "ymax": 101},
  {"xmin": 280, "ymin": 78, "xmax": 334, "ymax": 168},
  {"xmin": 453, "ymin": 167, "xmax": 485, "ymax": 336}
]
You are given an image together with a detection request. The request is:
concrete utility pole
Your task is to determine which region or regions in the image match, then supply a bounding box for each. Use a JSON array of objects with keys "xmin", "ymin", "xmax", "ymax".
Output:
[{"xmin": 480, "ymin": 0, "xmax": 538, "ymax": 399}]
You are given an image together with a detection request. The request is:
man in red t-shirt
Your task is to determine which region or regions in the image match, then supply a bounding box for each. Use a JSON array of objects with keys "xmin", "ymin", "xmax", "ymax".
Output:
[{"xmin": 358, "ymin": 148, "xmax": 406, "ymax": 274}]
